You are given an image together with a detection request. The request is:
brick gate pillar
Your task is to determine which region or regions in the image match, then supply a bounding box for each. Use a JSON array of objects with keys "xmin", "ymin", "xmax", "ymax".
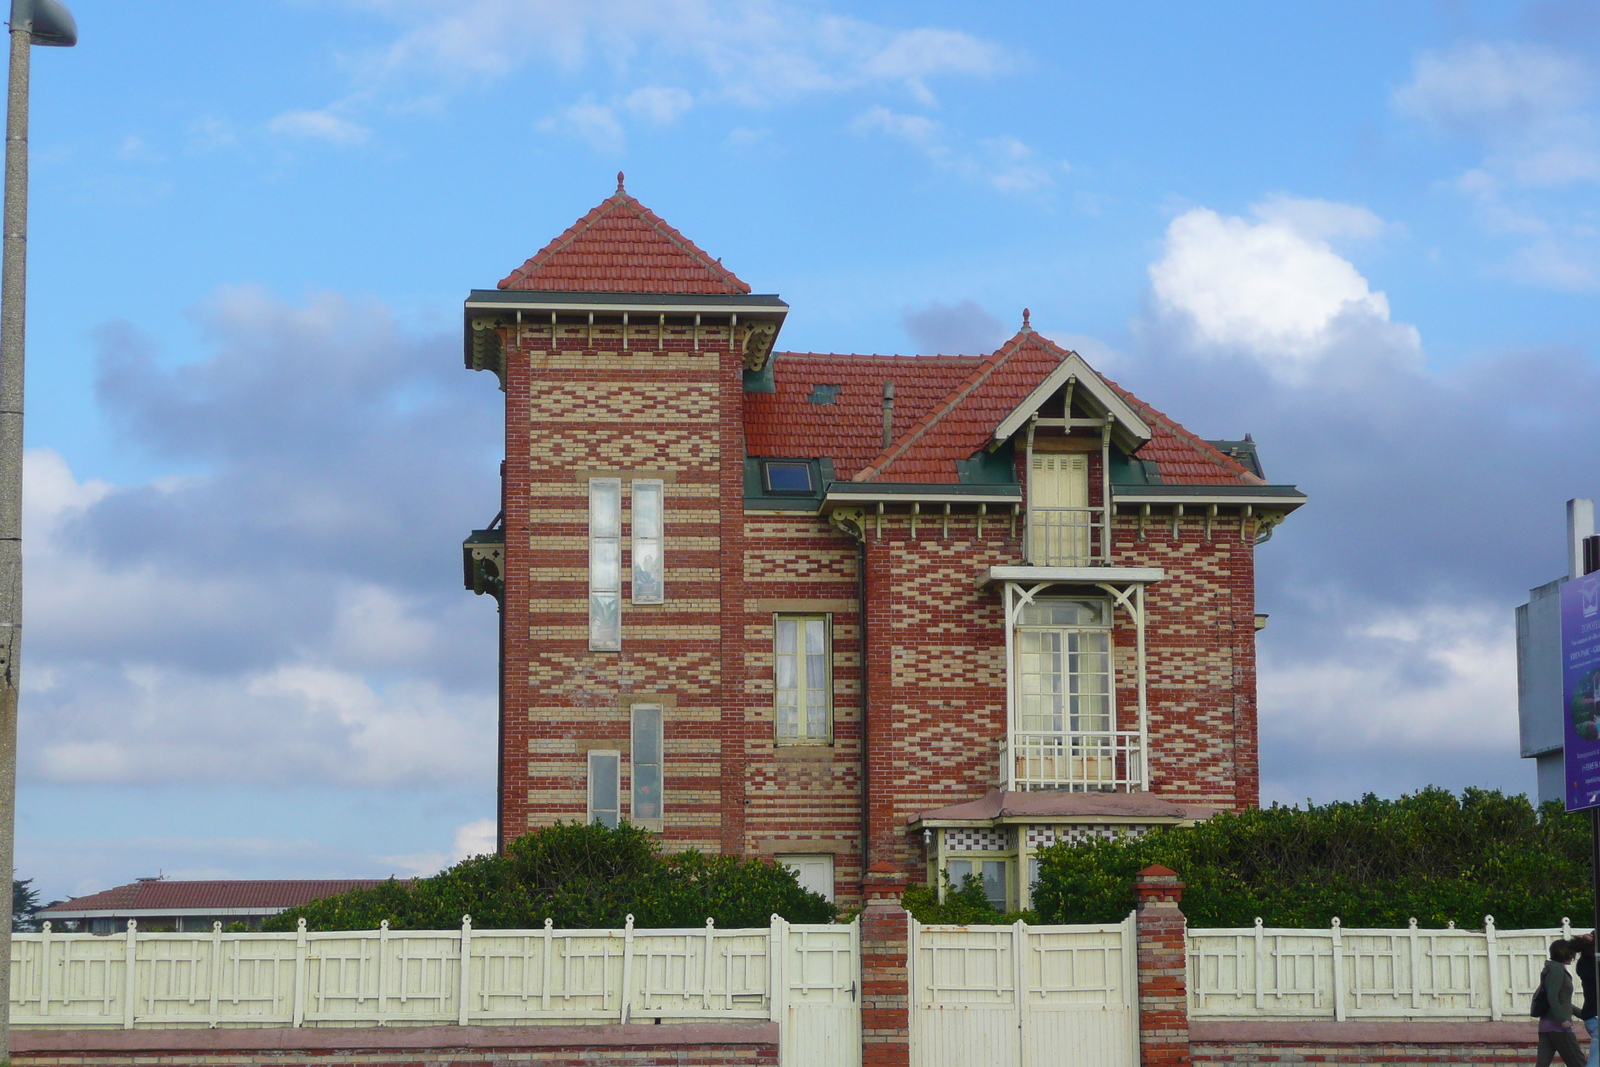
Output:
[
  {"xmin": 1133, "ymin": 864, "xmax": 1191, "ymax": 1067},
  {"xmin": 859, "ymin": 861, "xmax": 910, "ymax": 1067}
]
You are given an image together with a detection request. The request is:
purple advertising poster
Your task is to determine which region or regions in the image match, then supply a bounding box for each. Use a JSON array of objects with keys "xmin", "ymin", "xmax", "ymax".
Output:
[{"xmin": 1563, "ymin": 570, "xmax": 1600, "ymax": 810}]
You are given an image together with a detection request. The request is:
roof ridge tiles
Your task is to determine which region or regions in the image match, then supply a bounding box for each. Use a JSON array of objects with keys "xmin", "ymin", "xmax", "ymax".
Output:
[
  {"xmin": 1102, "ymin": 378, "xmax": 1262, "ymax": 484},
  {"xmin": 852, "ymin": 332, "xmax": 1034, "ymax": 482},
  {"xmin": 498, "ymin": 190, "xmax": 751, "ymax": 295}
]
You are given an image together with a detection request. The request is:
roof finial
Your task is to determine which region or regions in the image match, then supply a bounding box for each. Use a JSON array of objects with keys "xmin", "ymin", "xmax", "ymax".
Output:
[
  {"xmin": 1022, "ymin": 308, "xmax": 1031, "ymax": 331},
  {"xmin": 616, "ymin": 171, "xmax": 626, "ymax": 194}
]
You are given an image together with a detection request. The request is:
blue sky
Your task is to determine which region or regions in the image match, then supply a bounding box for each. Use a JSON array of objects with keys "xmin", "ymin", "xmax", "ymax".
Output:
[{"xmin": 13, "ymin": 0, "xmax": 1600, "ymax": 902}]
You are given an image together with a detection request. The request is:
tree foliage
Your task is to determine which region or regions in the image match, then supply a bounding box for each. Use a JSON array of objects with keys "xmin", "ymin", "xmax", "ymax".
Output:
[
  {"xmin": 903, "ymin": 873, "xmax": 1034, "ymax": 926},
  {"xmin": 265, "ymin": 821, "xmax": 835, "ymax": 931},
  {"xmin": 1031, "ymin": 788, "xmax": 1593, "ymax": 929}
]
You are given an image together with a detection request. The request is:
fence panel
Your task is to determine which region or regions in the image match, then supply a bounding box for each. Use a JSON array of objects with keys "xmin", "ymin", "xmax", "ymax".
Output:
[
  {"xmin": 777, "ymin": 918, "xmax": 860, "ymax": 1067},
  {"xmin": 9, "ymin": 911, "xmax": 854, "ymax": 1056},
  {"xmin": 1188, "ymin": 917, "xmax": 1572, "ymax": 1021},
  {"xmin": 909, "ymin": 915, "xmax": 1137, "ymax": 1067}
]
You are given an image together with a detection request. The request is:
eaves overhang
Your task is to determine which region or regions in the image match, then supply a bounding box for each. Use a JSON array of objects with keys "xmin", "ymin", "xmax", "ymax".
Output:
[
  {"xmin": 1111, "ymin": 484, "xmax": 1306, "ymax": 510},
  {"xmin": 463, "ymin": 290, "xmax": 790, "ymax": 382},
  {"xmin": 822, "ymin": 483, "xmax": 1022, "ymax": 508},
  {"xmin": 464, "ymin": 289, "xmax": 789, "ymax": 316}
]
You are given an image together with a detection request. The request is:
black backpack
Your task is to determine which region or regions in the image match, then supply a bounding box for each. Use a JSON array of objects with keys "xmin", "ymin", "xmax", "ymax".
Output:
[{"xmin": 1532, "ymin": 982, "xmax": 1551, "ymax": 1018}]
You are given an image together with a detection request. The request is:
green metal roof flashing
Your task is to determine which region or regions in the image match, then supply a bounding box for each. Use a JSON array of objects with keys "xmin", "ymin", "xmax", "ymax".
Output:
[{"xmin": 1108, "ymin": 444, "xmax": 1162, "ymax": 485}]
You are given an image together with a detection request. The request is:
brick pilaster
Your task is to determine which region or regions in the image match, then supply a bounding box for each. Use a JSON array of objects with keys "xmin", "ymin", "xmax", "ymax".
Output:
[
  {"xmin": 859, "ymin": 862, "xmax": 910, "ymax": 1067},
  {"xmin": 1134, "ymin": 864, "xmax": 1191, "ymax": 1067}
]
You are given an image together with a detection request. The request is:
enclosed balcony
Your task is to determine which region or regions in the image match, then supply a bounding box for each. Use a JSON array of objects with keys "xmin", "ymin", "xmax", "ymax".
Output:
[{"xmin": 1004, "ymin": 729, "xmax": 1144, "ymax": 791}]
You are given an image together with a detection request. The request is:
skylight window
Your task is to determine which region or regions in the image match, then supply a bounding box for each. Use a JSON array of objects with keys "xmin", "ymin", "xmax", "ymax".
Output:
[{"xmin": 761, "ymin": 460, "xmax": 815, "ymax": 495}]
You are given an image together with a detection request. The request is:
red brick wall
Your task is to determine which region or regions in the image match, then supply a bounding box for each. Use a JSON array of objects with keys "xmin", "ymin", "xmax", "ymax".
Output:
[
  {"xmin": 1190, "ymin": 1020, "xmax": 1557, "ymax": 1066},
  {"xmin": 499, "ymin": 324, "xmax": 1263, "ymax": 890},
  {"xmin": 501, "ymin": 321, "xmax": 740, "ymax": 853},
  {"xmin": 14, "ymin": 1022, "xmax": 777, "ymax": 1067}
]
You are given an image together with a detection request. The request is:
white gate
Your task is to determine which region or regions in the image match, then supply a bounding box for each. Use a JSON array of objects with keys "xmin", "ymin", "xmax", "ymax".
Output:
[
  {"xmin": 910, "ymin": 915, "xmax": 1137, "ymax": 1067},
  {"xmin": 773, "ymin": 917, "xmax": 860, "ymax": 1067}
]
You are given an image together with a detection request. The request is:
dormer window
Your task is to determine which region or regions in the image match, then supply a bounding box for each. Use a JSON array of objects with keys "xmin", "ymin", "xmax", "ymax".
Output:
[{"xmin": 761, "ymin": 460, "xmax": 815, "ymax": 495}]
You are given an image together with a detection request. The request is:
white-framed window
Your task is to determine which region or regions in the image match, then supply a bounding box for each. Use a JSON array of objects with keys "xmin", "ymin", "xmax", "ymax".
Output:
[
  {"xmin": 775, "ymin": 614, "xmax": 831, "ymax": 743},
  {"xmin": 630, "ymin": 479, "xmax": 664, "ymax": 604},
  {"xmin": 630, "ymin": 704, "xmax": 663, "ymax": 830},
  {"xmin": 589, "ymin": 479, "xmax": 622, "ymax": 651},
  {"xmin": 777, "ymin": 854, "xmax": 835, "ymax": 902},
  {"xmin": 946, "ymin": 856, "xmax": 1010, "ymax": 910},
  {"xmin": 1027, "ymin": 453, "xmax": 1090, "ymax": 565},
  {"xmin": 587, "ymin": 750, "xmax": 620, "ymax": 829},
  {"xmin": 1016, "ymin": 598, "xmax": 1113, "ymax": 737}
]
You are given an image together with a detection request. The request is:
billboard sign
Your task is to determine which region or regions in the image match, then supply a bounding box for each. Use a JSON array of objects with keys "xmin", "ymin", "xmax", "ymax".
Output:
[{"xmin": 1563, "ymin": 570, "xmax": 1600, "ymax": 810}]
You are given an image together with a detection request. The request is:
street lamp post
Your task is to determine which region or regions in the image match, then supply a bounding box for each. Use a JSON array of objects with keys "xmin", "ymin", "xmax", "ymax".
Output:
[{"xmin": 0, "ymin": 0, "xmax": 73, "ymax": 1058}]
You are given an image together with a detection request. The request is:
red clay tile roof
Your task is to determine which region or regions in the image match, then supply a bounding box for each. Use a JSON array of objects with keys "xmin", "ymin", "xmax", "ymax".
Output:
[
  {"xmin": 40, "ymin": 879, "xmax": 391, "ymax": 914},
  {"xmin": 852, "ymin": 331, "xmax": 1069, "ymax": 483},
  {"xmin": 744, "ymin": 332, "xmax": 1260, "ymax": 487},
  {"xmin": 1107, "ymin": 384, "xmax": 1263, "ymax": 486},
  {"xmin": 499, "ymin": 177, "xmax": 750, "ymax": 295},
  {"xmin": 744, "ymin": 353, "xmax": 983, "ymax": 480}
]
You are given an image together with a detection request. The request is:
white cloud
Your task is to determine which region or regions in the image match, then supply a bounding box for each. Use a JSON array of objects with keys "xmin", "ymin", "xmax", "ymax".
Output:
[
  {"xmin": 378, "ymin": 817, "xmax": 497, "ymax": 877},
  {"xmin": 1261, "ymin": 604, "xmax": 1516, "ymax": 751},
  {"xmin": 1147, "ymin": 200, "xmax": 1418, "ymax": 378},
  {"xmin": 854, "ymin": 106, "xmax": 1063, "ymax": 195},
  {"xmin": 17, "ymin": 287, "xmax": 502, "ymax": 791},
  {"xmin": 268, "ymin": 109, "xmax": 372, "ymax": 145},
  {"xmin": 1395, "ymin": 39, "xmax": 1600, "ymax": 287},
  {"xmin": 623, "ymin": 85, "xmax": 694, "ymax": 125},
  {"xmin": 539, "ymin": 98, "xmax": 626, "ymax": 152},
  {"xmin": 1394, "ymin": 42, "xmax": 1591, "ymax": 136},
  {"xmin": 356, "ymin": 0, "xmax": 1005, "ymax": 102}
]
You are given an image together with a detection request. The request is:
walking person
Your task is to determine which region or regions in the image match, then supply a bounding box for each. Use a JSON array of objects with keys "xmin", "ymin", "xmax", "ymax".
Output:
[
  {"xmin": 1577, "ymin": 934, "xmax": 1599, "ymax": 1067},
  {"xmin": 1539, "ymin": 939, "xmax": 1586, "ymax": 1067}
]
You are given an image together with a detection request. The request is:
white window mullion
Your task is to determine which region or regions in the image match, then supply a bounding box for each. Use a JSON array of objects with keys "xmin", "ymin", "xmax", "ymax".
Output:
[
  {"xmin": 630, "ymin": 479, "xmax": 664, "ymax": 604},
  {"xmin": 589, "ymin": 478, "xmax": 622, "ymax": 651}
]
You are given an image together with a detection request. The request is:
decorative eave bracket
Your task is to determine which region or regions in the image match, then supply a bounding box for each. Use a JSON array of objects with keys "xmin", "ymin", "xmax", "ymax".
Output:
[{"xmin": 463, "ymin": 514, "xmax": 505, "ymax": 604}]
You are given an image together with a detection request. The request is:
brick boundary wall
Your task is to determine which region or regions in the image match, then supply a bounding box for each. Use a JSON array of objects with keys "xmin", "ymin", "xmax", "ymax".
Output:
[
  {"xmin": 11, "ymin": 1020, "xmax": 777, "ymax": 1066},
  {"xmin": 1191, "ymin": 1020, "xmax": 1562, "ymax": 1065},
  {"xmin": 1135, "ymin": 864, "xmax": 1191, "ymax": 1067},
  {"xmin": 860, "ymin": 860, "xmax": 911, "ymax": 1067}
]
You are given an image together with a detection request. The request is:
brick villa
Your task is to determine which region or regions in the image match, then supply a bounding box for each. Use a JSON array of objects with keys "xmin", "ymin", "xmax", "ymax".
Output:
[{"xmin": 461, "ymin": 176, "xmax": 1304, "ymax": 910}]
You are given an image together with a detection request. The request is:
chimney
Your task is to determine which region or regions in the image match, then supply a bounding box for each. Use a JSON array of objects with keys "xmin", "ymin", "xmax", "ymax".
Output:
[{"xmin": 882, "ymin": 381, "xmax": 895, "ymax": 450}]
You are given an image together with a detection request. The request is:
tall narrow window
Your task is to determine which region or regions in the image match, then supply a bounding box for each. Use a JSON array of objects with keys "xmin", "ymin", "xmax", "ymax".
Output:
[
  {"xmin": 587, "ymin": 750, "xmax": 620, "ymax": 829},
  {"xmin": 775, "ymin": 614, "xmax": 831, "ymax": 743},
  {"xmin": 1015, "ymin": 598, "xmax": 1114, "ymax": 789},
  {"xmin": 1028, "ymin": 453, "xmax": 1090, "ymax": 565},
  {"xmin": 631, "ymin": 480, "xmax": 664, "ymax": 604},
  {"xmin": 630, "ymin": 704, "xmax": 663, "ymax": 829},
  {"xmin": 589, "ymin": 479, "xmax": 621, "ymax": 650}
]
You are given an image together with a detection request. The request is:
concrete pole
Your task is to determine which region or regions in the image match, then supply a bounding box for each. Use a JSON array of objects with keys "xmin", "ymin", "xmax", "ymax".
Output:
[{"xmin": 0, "ymin": 20, "xmax": 30, "ymax": 1063}]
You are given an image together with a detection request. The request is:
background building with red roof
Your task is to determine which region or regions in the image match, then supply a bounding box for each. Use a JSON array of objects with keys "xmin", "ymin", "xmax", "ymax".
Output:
[
  {"xmin": 38, "ymin": 878, "xmax": 389, "ymax": 934},
  {"xmin": 461, "ymin": 177, "xmax": 1305, "ymax": 910}
]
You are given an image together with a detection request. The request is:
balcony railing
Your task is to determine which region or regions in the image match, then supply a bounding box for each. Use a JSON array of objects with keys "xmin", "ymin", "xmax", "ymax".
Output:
[
  {"xmin": 1005, "ymin": 730, "xmax": 1144, "ymax": 791},
  {"xmin": 1025, "ymin": 506, "xmax": 1106, "ymax": 565}
]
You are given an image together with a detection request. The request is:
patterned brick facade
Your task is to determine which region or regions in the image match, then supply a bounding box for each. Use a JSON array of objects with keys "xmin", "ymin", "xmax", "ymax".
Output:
[{"xmin": 464, "ymin": 184, "xmax": 1304, "ymax": 908}]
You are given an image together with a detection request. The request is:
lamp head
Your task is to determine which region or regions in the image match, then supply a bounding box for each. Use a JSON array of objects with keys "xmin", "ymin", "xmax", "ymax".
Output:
[{"xmin": 11, "ymin": 0, "xmax": 76, "ymax": 47}]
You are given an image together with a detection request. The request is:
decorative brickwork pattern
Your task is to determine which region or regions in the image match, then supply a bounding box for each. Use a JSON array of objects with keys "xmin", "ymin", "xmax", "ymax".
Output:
[
  {"xmin": 1135, "ymin": 865, "xmax": 1192, "ymax": 1067},
  {"xmin": 859, "ymin": 864, "xmax": 911, "ymax": 1067}
]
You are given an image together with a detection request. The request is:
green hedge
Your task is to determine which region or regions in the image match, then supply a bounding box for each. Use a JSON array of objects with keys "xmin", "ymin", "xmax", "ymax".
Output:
[
  {"xmin": 1031, "ymin": 787, "xmax": 1593, "ymax": 930},
  {"xmin": 264, "ymin": 821, "xmax": 835, "ymax": 931}
]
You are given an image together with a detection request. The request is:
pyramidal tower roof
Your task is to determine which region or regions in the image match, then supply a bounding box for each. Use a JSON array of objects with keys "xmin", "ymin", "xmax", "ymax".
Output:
[{"xmin": 499, "ymin": 173, "xmax": 751, "ymax": 295}]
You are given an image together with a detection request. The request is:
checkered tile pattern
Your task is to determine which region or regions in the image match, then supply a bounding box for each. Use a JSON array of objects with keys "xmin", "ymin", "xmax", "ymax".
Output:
[{"xmin": 944, "ymin": 827, "xmax": 1009, "ymax": 852}]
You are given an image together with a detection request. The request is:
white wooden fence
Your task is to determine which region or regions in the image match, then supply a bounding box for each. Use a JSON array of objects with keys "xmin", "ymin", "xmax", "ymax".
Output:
[
  {"xmin": 909, "ymin": 915, "xmax": 1138, "ymax": 1067},
  {"xmin": 1188, "ymin": 916, "xmax": 1575, "ymax": 1021},
  {"xmin": 8, "ymin": 913, "xmax": 857, "ymax": 1058}
]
